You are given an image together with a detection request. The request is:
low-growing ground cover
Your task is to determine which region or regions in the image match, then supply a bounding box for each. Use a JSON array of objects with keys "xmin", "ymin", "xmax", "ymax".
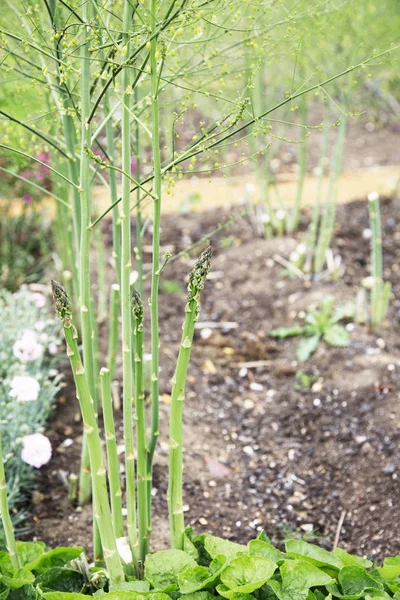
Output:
[
  {"xmin": 27, "ymin": 195, "xmax": 400, "ymax": 563},
  {"xmin": 2, "ymin": 530, "xmax": 400, "ymax": 598}
]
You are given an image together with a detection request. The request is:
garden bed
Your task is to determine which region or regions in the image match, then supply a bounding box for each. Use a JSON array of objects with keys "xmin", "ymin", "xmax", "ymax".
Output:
[{"xmin": 27, "ymin": 195, "xmax": 400, "ymax": 561}]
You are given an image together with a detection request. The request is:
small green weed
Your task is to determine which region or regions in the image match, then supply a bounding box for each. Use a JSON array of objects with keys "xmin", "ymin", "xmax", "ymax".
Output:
[{"xmin": 270, "ymin": 297, "xmax": 355, "ymax": 361}]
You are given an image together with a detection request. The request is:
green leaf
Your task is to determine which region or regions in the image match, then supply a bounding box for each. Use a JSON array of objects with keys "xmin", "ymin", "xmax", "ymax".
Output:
[
  {"xmin": 296, "ymin": 335, "xmax": 321, "ymax": 361},
  {"xmin": 376, "ymin": 556, "xmax": 400, "ymax": 580},
  {"xmin": 145, "ymin": 550, "xmax": 197, "ymax": 592},
  {"xmin": 248, "ymin": 540, "xmax": 287, "ymax": 563},
  {"xmin": 35, "ymin": 567, "xmax": 84, "ymax": 593},
  {"xmin": 30, "ymin": 547, "xmax": 84, "ymax": 574},
  {"xmin": 8, "ymin": 585, "xmax": 38, "ymax": 600},
  {"xmin": 216, "ymin": 555, "xmax": 277, "ymax": 598},
  {"xmin": 268, "ymin": 559, "xmax": 334, "ymax": 600},
  {"xmin": 179, "ymin": 555, "xmax": 226, "ymax": 593},
  {"xmin": 285, "ymin": 540, "xmax": 343, "ymax": 571},
  {"xmin": 269, "ymin": 326, "xmax": 306, "ymax": 339},
  {"xmin": 180, "ymin": 592, "xmax": 216, "ymax": 600},
  {"xmin": 183, "ymin": 529, "xmax": 199, "ymax": 561},
  {"xmin": 43, "ymin": 594, "xmax": 88, "ymax": 600},
  {"xmin": 332, "ymin": 301, "xmax": 356, "ymax": 323},
  {"xmin": 333, "ymin": 548, "xmax": 372, "ymax": 569},
  {"xmin": 1, "ymin": 568, "xmax": 35, "ymax": 590},
  {"xmin": 0, "ymin": 590, "xmax": 9, "ymax": 600},
  {"xmin": 110, "ymin": 582, "xmax": 150, "ymax": 593},
  {"xmin": 0, "ymin": 543, "xmax": 46, "ymax": 575},
  {"xmin": 338, "ymin": 566, "xmax": 383, "ymax": 596},
  {"xmin": 203, "ymin": 535, "xmax": 247, "ymax": 561},
  {"xmin": 323, "ymin": 325, "xmax": 349, "ymax": 347}
]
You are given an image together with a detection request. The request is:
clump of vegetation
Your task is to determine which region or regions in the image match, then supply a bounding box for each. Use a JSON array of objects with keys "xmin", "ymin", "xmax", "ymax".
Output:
[
  {"xmin": 0, "ymin": 530, "xmax": 400, "ymax": 597},
  {"xmin": 0, "ymin": 0, "xmax": 399, "ymax": 595},
  {"xmin": 0, "ymin": 288, "xmax": 62, "ymax": 530},
  {"xmin": 0, "ymin": 201, "xmax": 52, "ymax": 292},
  {"xmin": 270, "ymin": 297, "xmax": 355, "ymax": 361}
]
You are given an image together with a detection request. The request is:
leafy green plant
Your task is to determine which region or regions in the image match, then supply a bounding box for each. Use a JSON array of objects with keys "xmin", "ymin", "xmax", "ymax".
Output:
[
  {"xmin": 0, "ymin": 531, "xmax": 399, "ymax": 598},
  {"xmin": 270, "ymin": 297, "xmax": 355, "ymax": 361}
]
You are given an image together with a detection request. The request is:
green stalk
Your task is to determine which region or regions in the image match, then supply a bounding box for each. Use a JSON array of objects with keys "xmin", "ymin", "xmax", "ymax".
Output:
[
  {"xmin": 132, "ymin": 289, "xmax": 149, "ymax": 562},
  {"xmin": 78, "ymin": 0, "xmax": 97, "ymax": 507},
  {"xmin": 100, "ymin": 368, "xmax": 124, "ymax": 539},
  {"xmin": 105, "ymin": 90, "xmax": 122, "ymax": 286},
  {"xmin": 107, "ymin": 284, "xmax": 120, "ymax": 382},
  {"xmin": 95, "ymin": 224, "xmax": 107, "ymax": 322},
  {"xmin": 52, "ymin": 281, "xmax": 124, "ymax": 585},
  {"xmin": 313, "ymin": 109, "xmax": 349, "ymax": 273},
  {"xmin": 134, "ymin": 85, "xmax": 144, "ymax": 298},
  {"xmin": 120, "ymin": 0, "xmax": 138, "ymax": 568},
  {"xmin": 0, "ymin": 432, "xmax": 20, "ymax": 571},
  {"xmin": 147, "ymin": 0, "xmax": 162, "ymax": 538},
  {"xmin": 368, "ymin": 192, "xmax": 384, "ymax": 327},
  {"xmin": 288, "ymin": 92, "xmax": 308, "ymax": 233},
  {"xmin": 305, "ymin": 99, "xmax": 329, "ymax": 271},
  {"xmin": 168, "ymin": 248, "xmax": 212, "ymax": 549}
]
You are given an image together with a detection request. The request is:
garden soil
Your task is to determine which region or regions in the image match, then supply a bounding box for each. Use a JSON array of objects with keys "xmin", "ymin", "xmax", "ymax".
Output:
[{"xmin": 25, "ymin": 196, "xmax": 400, "ymax": 562}]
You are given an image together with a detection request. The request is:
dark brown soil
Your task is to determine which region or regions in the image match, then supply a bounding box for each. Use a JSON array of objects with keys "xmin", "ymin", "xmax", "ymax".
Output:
[{"xmin": 25, "ymin": 196, "xmax": 400, "ymax": 562}]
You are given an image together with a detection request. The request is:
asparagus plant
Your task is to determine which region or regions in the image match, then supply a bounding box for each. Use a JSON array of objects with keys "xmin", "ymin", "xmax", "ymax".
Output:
[
  {"xmin": 368, "ymin": 192, "xmax": 392, "ymax": 327},
  {"xmin": 52, "ymin": 280, "xmax": 124, "ymax": 585},
  {"xmin": 168, "ymin": 247, "xmax": 212, "ymax": 549},
  {"xmin": 132, "ymin": 288, "xmax": 149, "ymax": 562}
]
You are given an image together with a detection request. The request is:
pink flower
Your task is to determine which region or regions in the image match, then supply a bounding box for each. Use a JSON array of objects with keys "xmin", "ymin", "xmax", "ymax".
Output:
[
  {"xmin": 21, "ymin": 433, "xmax": 52, "ymax": 468},
  {"xmin": 30, "ymin": 293, "xmax": 46, "ymax": 308},
  {"xmin": 9, "ymin": 376, "xmax": 40, "ymax": 402},
  {"xmin": 24, "ymin": 194, "xmax": 32, "ymax": 204},
  {"xmin": 13, "ymin": 329, "xmax": 44, "ymax": 362}
]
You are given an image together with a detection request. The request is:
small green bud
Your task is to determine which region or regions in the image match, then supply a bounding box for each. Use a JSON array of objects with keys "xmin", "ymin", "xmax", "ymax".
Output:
[
  {"xmin": 132, "ymin": 287, "xmax": 144, "ymax": 321},
  {"xmin": 51, "ymin": 280, "xmax": 72, "ymax": 324},
  {"xmin": 187, "ymin": 246, "xmax": 212, "ymax": 301}
]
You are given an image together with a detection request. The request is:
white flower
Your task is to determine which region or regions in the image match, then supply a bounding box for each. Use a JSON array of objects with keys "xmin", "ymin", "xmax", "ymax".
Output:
[
  {"xmin": 21, "ymin": 433, "xmax": 52, "ymax": 468},
  {"xmin": 13, "ymin": 330, "xmax": 44, "ymax": 362},
  {"xmin": 31, "ymin": 293, "xmax": 46, "ymax": 308},
  {"xmin": 48, "ymin": 342, "xmax": 58, "ymax": 355},
  {"xmin": 245, "ymin": 183, "xmax": 255, "ymax": 195},
  {"xmin": 34, "ymin": 321, "xmax": 46, "ymax": 332},
  {"xmin": 9, "ymin": 376, "xmax": 40, "ymax": 402},
  {"xmin": 39, "ymin": 333, "xmax": 48, "ymax": 343}
]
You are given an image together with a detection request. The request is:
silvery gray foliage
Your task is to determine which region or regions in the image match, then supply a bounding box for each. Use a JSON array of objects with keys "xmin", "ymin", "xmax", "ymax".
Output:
[{"xmin": 0, "ymin": 286, "xmax": 62, "ymax": 517}]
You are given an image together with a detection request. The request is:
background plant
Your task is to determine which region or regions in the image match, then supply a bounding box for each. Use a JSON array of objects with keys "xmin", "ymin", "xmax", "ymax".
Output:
[
  {"xmin": 270, "ymin": 296, "xmax": 355, "ymax": 361},
  {"xmin": 0, "ymin": 287, "xmax": 62, "ymax": 538}
]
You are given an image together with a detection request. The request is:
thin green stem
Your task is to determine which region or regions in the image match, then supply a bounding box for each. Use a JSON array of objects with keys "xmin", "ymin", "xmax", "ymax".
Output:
[
  {"xmin": 132, "ymin": 289, "xmax": 149, "ymax": 563},
  {"xmin": 147, "ymin": 0, "xmax": 162, "ymax": 540},
  {"xmin": 107, "ymin": 284, "xmax": 120, "ymax": 382},
  {"xmin": 168, "ymin": 248, "xmax": 211, "ymax": 549},
  {"xmin": 52, "ymin": 282, "xmax": 124, "ymax": 585},
  {"xmin": 100, "ymin": 368, "xmax": 124, "ymax": 539},
  {"xmin": 78, "ymin": 0, "xmax": 97, "ymax": 512},
  {"xmin": 0, "ymin": 432, "xmax": 20, "ymax": 571},
  {"xmin": 120, "ymin": 0, "xmax": 138, "ymax": 570}
]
